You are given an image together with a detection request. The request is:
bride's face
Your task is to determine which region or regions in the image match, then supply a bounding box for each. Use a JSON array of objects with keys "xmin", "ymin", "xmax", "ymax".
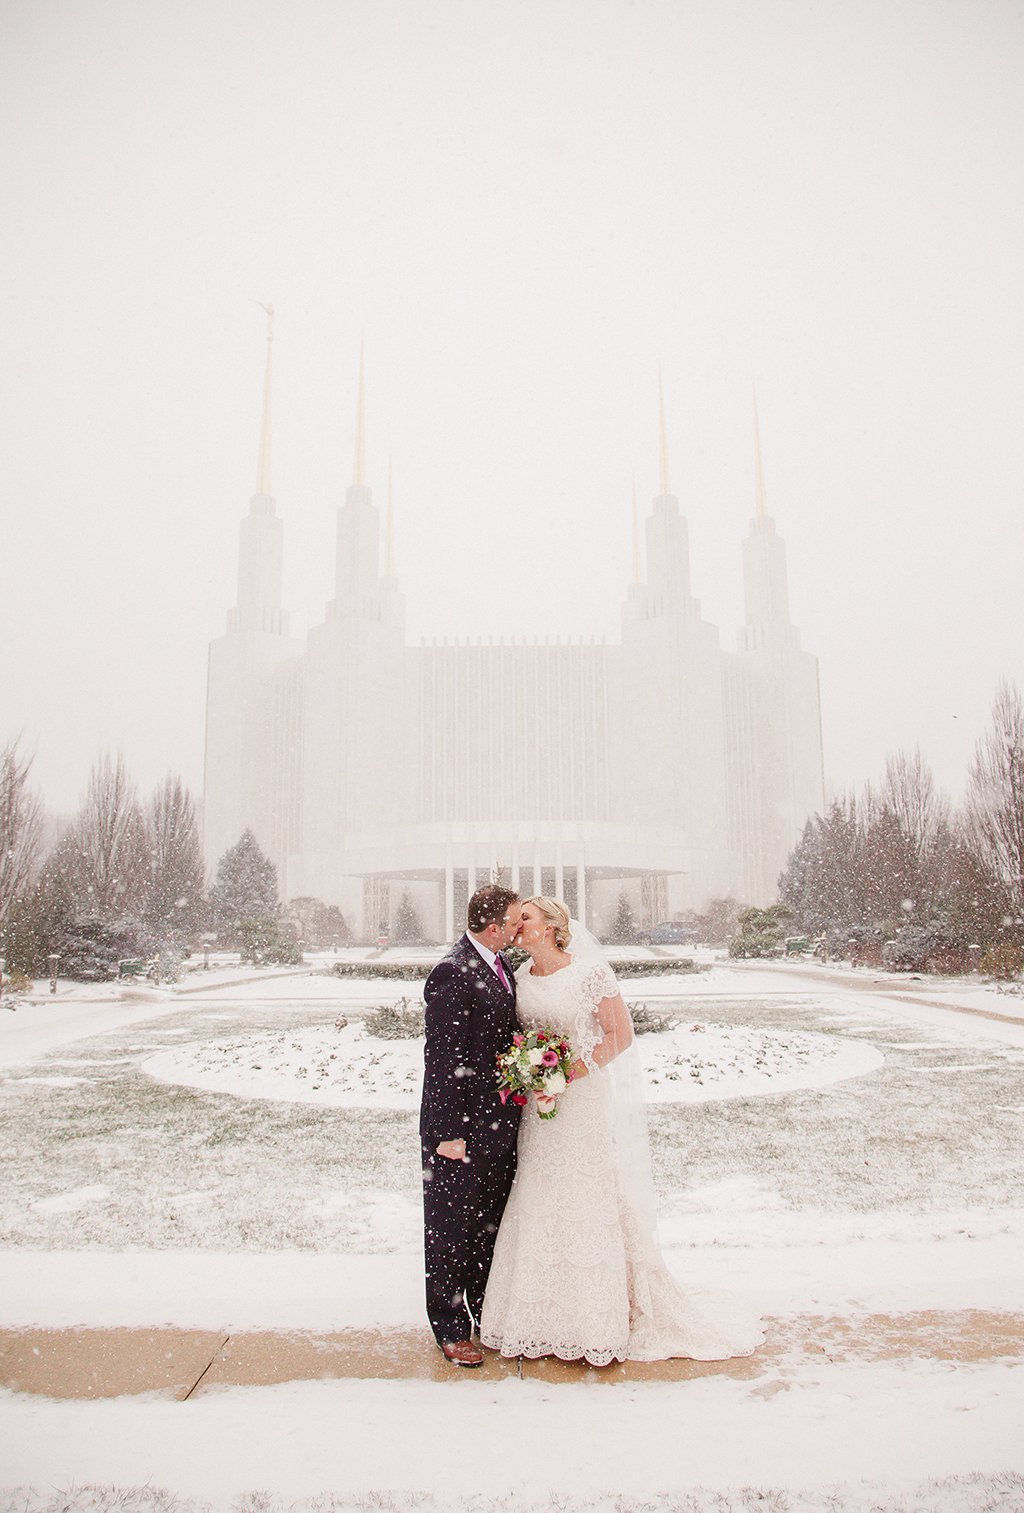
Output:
[{"xmin": 515, "ymin": 902, "xmax": 550, "ymax": 951}]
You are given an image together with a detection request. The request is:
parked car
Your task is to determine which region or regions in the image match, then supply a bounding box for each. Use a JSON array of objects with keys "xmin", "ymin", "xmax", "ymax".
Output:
[{"xmin": 641, "ymin": 921, "xmax": 698, "ymax": 946}]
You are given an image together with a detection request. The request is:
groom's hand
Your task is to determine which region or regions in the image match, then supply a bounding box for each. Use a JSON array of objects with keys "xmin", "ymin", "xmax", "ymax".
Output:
[{"xmin": 436, "ymin": 1138, "xmax": 467, "ymax": 1161}]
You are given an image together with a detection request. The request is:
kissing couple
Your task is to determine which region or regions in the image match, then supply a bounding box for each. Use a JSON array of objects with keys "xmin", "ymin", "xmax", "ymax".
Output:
[{"xmin": 418, "ymin": 884, "xmax": 764, "ymax": 1368}]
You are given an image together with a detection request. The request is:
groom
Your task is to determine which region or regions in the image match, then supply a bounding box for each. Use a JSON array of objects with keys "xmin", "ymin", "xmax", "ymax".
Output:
[{"xmin": 420, "ymin": 884, "xmax": 523, "ymax": 1366}]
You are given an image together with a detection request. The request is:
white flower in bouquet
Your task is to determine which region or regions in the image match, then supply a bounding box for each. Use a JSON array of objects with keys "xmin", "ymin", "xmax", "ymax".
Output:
[{"xmin": 496, "ymin": 1027, "xmax": 578, "ymax": 1120}]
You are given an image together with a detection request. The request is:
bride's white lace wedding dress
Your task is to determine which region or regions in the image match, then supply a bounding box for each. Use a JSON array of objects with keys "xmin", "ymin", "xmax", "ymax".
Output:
[{"xmin": 479, "ymin": 956, "xmax": 764, "ymax": 1366}]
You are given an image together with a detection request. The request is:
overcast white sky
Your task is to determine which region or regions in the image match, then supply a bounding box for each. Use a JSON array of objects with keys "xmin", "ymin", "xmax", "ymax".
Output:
[{"xmin": 1, "ymin": 0, "xmax": 1022, "ymax": 818}]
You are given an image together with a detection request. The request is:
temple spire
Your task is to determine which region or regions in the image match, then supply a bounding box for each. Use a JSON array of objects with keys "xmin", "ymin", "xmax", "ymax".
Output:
[
  {"xmin": 658, "ymin": 372, "xmax": 671, "ymax": 497},
  {"xmin": 353, "ymin": 339, "xmax": 367, "ymax": 487},
  {"xmin": 631, "ymin": 476, "xmax": 641, "ymax": 584},
  {"xmin": 753, "ymin": 385, "xmax": 768, "ymax": 519},
  {"xmin": 385, "ymin": 452, "xmax": 395, "ymax": 575},
  {"xmin": 256, "ymin": 303, "xmax": 274, "ymax": 496}
]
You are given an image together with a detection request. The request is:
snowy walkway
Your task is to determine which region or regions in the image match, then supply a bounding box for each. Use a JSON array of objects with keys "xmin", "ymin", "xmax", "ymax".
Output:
[
  {"xmin": 3, "ymin": 1307, "xmax": 1024, "ymax": 1398},
  {"xmin": 2, "ymin": 960, "xmax": 1023, "ymax": 1512}
]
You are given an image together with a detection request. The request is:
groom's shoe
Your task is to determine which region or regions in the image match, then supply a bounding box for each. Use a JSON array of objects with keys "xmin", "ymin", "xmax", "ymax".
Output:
[{"xmin": 439, "ymin": 1339, "xmax": 484, "ymax": 1368}]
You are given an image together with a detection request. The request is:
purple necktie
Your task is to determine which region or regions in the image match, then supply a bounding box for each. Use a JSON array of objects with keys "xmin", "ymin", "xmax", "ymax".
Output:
[{"xmin": 494, "ymin": 955, "xmax": 511, "ymax": 993}]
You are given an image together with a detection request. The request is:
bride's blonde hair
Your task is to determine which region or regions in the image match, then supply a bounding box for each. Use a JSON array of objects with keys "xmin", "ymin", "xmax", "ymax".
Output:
[{"xmin": 526, "ymin": 895, "xmax": 571, "ymax": 950}]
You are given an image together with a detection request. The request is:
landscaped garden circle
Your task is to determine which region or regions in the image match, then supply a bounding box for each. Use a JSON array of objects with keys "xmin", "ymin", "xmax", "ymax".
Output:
[{"xmin": 141, "ymin": 1019, "xmax": 883, "ymax": 1109}]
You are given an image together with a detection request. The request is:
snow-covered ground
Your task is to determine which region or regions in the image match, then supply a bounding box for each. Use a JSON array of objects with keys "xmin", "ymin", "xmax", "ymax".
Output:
[{"xmin": 1, "ymin": 955, "xmax": 1022, "ymax": 1511}]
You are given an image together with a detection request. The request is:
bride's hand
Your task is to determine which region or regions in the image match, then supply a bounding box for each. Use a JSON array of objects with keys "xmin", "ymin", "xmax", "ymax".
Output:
[{"xmin": 534, "ymin": 1091, "xmax": 557, "ymax": 1114}]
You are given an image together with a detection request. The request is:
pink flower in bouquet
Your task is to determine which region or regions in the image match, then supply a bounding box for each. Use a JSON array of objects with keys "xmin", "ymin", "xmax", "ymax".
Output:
[{"xmin": 495, "ymin": 1024, "xmax": 576, "ymax": 1120}]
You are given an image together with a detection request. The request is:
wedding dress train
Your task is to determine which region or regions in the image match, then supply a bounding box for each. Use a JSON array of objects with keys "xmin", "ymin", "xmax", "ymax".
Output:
[{"xmin": 479, "ymin": 957, "xmax": 764, "ymax": 1366}]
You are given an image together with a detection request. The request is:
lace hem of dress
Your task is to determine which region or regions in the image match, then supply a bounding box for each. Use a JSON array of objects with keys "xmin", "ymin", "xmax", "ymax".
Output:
[{"xmin": 479, "ymin": 1333, "xmax": 626, "ymax": 1368}]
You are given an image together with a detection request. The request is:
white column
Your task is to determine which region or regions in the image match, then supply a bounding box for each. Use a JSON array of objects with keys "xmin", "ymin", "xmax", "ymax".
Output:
[
  {"xmin": 511, "ymin": 829, "xmax": 520, "ymax": 893},
  {"xmin": 467, "ymin": 835, "xmax": 477, "ymax": 904},
  {"xmin": 576, "ymin": 838, "xmax": 587, "ymax": 927},
  {"xmin": 532, "ymin": 834, "xmax": 541, "ymax": 897},
  {"xmin": 444, "ymin": 849, "xmax": 455, "ymax": 943},
  {"xmin": 554, "ymin": 834, "xmax": 564, "ymax": 903}
]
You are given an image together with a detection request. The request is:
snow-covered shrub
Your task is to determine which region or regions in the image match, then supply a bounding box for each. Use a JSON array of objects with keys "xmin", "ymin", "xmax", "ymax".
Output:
[
  {"xmin": 605, "ymin": 956, "xmax": 707, "ymax": 976},
  {"xmin": 237, "ymin": 915, "xmax": 302, "ymax": 966},
  {"xmin": 628, "ymin": 1000, "xmax": 677, "ymax": 1034},
  {"xmin": 728, "ymin": 905, "xmax": 790, "ymax": 959},
  {"xmin": 55, "ymin": 918, "xmax": 160, "ymax": 981},
  {"xmin": 148, "ymin": 948, "xmax": 186, "ymax": 984},
  {"xmin": 364, "ymin": 996, "xmax": 425, "ymax": 1039},
  {"xmin": 883, "ymin": 919, "xmax": 972, "ymax": 974},
  {"xmin": 979, "ymin": 940, "xmax": 1023, "ymax": 980},
  {"xmin": 884, "ymin": 926, "xmax": 933, "ymax": 973},
  {"xmin": 330, "ymin": 962, "xmax": 429, "ymax": 981}
]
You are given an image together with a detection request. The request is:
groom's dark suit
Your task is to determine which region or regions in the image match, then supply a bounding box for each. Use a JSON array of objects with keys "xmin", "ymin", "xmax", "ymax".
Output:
[{"xmin": 420, "ymin": 932, "xmax": 521, "ymax": 1346}]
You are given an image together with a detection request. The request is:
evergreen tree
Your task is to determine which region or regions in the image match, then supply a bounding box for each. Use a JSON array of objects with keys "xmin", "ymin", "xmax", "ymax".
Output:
[
  {"xmin": 860, "ymin": 805, "xmax": 918, "ymax": 930},
  {"xmin": 607, "ymin": 892, "xmax": 638, "ymax": 944},
  {"xmin": 0, "ymin": 870, "xmax": 71, "ymax": 977},
  {"xmin": 778, "ymin": 738, "xmax": 1009, "ymax": 967},
  {"xmin": 393, "ymin": 891, "xmax": 423, "ymax": 944},
  {"xmin": 209, "ymin": 829, "xmax": 279, "ymax": 941},
  {"xmin": 728, "ymin": 904, "xmax": 791, "ymax": 958}
]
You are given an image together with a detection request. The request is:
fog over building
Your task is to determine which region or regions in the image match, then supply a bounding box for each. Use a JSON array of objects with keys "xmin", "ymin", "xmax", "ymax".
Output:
[{"xmin": 204, "ymin": 313, "xmax": 825, "ymax": 941}]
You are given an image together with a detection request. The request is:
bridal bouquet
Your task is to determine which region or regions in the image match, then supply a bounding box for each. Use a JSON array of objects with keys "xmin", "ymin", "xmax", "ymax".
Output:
[{"xmin": 496, "ymin": 1027, "xmax": 576, "ymax": 1120}]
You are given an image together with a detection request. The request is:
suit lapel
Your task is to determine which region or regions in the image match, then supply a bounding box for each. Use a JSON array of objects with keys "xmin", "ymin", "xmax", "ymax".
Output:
[
  {"xmin": 496, "ymin": 950, "xmax": 516, "ymax": 1002},
  {"xmin": 461, "ymin": 935, "xmax": 512, "ymax": 1006}
]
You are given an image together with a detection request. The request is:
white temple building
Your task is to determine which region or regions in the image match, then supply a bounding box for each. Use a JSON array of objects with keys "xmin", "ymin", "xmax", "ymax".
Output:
[{"xmin": 203, "ymin": 314, "xmax": 825, "ymax": 941}]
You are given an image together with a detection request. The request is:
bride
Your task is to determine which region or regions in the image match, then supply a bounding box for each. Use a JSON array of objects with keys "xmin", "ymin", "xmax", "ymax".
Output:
[{"xmin": 479, "ymin": 895, "xmax": 764, "ymax": 1366}]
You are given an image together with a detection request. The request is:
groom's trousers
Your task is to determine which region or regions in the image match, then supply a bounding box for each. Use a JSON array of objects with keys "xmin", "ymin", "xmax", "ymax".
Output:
[{"xmin": 421, "ymin": 1137, "xmax": 516, "ymax": 1345}]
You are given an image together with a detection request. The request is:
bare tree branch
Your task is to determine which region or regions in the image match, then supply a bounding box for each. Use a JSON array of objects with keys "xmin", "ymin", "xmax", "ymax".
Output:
[
  {"xmin": 967, "ymin": 680, "xmax": 1024, "ymax": 915},
  {"xmin": 882, "ymin": 746, "xmax": 948, "ymax": 859},
  {"xmin": 145, "ymin": 774, "xmax": 205, "ymax": 933},
  {"xmin": 71, "ymin": 752, "xmax": 149, "ymax": 921},
  {"xmin": 0, "ymin": 738, "xmax": 44, "ymax": 927}
]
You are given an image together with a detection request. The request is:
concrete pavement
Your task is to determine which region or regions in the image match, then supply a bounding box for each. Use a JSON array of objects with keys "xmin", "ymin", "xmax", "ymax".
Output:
[{"xmin": 3, "ymin": 1310, "xmax": 1023, "ymax": 1399}]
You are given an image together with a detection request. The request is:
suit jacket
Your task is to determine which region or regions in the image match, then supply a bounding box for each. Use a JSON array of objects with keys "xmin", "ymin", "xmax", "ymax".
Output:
[{"xmin": 419, "ymin": 933, "xmax": 522, "ymax": 1158}]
